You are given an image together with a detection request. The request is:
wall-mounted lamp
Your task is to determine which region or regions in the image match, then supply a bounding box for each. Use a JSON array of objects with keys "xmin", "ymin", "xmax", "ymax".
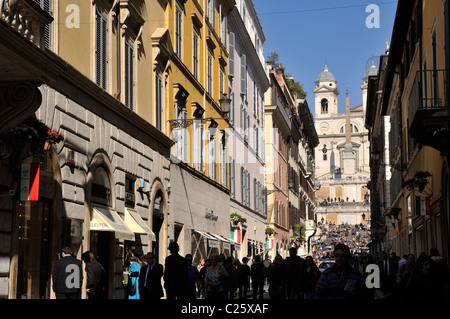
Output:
[{"xmin": 67, "ymin": 150, "xmax": 75, "ymax": 167}]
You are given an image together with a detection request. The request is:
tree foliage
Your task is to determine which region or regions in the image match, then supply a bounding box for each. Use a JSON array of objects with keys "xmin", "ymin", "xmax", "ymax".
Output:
[{"xmin": 266, "ymin": 51, "xmax": 307, "ymax": 98}]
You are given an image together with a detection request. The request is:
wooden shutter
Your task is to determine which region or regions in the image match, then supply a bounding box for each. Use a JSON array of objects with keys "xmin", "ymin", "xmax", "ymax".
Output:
[
  {"xmin": 240, "ymin": 54, "xmax": 247, "ymax": 94},
  {"xmin": 125, "ymin": 41, "xmax": 134, "ymax": 110},
  {"xmin": 228, "ymin": 32, "xmax": 235, "ymax": 76},
  {"xmin": 96, "ymin": 10, "xmax": 108, "ymax": 90}
]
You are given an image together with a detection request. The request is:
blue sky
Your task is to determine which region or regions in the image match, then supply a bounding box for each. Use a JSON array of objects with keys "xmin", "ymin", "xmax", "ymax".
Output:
[{"xmin": 252, "ymin": 0, "xmax": 398, "ymax": 115}]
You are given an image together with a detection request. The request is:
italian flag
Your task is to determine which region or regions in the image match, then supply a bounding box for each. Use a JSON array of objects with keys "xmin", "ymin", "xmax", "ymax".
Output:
[
  {"xmin": 20, "ymin": 163, "xmax": 40, "ymax": 201},
  {"xmin": 415, "ymin": 196, "xmax": 431, "ymax": 216},
  {"xmin": 266, "ymin": 238, "xmax": 273, "ymax": 250},
  {"xmin": 230, "ymin": 229, "xmax": 241, "ymax": 244}
]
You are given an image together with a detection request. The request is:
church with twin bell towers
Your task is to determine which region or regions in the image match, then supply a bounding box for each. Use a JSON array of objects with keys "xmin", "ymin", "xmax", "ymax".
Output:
[{"xmin": 313, "ymin": 63, "xmax": 377, "ymax": 226}]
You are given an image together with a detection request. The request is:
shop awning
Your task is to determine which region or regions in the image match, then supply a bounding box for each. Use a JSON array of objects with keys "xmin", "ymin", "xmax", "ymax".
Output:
[
  {"xmin": 193, "ymin": 229, "xmax": 217, "ymax": 240},
  {"xmin": 90, "ymin": 206, "xmax": 135, "ymax": 241},
  {"xmin": 124, "ymin": 208, "xmax": 156, "ymax": 242}
]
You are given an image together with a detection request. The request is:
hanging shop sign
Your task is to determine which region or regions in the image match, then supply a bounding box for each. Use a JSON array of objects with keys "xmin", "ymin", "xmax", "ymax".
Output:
[{"xmin": 20, "ymin": 163, "xmax": 40, "ymax": 201}]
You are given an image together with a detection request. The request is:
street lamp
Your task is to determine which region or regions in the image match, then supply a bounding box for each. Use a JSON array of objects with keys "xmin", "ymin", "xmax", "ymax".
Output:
[
  {"xmin": 218, "ymin": 93, "xmax": 231, "ymax": 114},
  {"xmin": 167, "ymin": 93, "xmax": 231, "ymax": 129}
]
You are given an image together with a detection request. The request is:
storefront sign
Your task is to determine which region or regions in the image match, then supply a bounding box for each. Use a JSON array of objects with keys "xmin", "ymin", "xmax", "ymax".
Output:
[{"xmin": 20, "ymin": 163, "xmax": 40, "ymax": 201}]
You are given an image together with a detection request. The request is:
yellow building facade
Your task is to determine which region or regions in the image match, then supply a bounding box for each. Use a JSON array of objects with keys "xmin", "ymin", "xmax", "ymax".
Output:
[{"xmin": 376, "ymin": 0, "xmax": 449, "ymax": 262}]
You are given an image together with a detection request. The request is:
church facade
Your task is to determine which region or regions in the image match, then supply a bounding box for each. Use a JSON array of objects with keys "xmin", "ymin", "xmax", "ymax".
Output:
[{"xmin": 314, "ymin": 64, "xmax": 376, "ymax": 226}]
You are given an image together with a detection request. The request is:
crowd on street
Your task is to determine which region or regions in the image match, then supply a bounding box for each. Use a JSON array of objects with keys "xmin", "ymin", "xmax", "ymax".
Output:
[
  {"xmin": 312, "ymin": 222, "xmax": 371, "ymax": 263},
  {"xmin": 51, "ymin": 239, "xmax": 449, "ymax": 300}
]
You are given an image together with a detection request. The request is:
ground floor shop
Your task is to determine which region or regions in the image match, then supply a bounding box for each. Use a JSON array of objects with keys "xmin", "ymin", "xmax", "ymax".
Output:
[{"xmin": 0, "ymin": 76, "xmax": 171, "ymax": 299}]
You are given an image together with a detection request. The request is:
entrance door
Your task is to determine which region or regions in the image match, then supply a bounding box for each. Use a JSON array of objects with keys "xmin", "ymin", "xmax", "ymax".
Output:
[
  {"xmin": 90, "ymin": 231, "xmax": 112, "ymax": 298},
  {"xmin": 15, "ymin": 200, "xmax": 52, "ymax": 299}
]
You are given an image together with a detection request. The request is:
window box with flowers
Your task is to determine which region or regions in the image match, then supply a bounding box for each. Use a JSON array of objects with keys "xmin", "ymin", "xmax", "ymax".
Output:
[
  {"xmin": 230, "ymin": 213, "xmax": 242, "ymax": 225},
  {"xmin": 44, "ymin": 129, "xmax": 63, "ymax": 151},
  {"xmin": 265, "ymin": 227, "xmax": 276, "ymax": 236}
]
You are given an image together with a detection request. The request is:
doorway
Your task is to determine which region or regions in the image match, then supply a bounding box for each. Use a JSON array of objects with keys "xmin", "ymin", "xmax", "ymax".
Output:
[
  {"xmin": 14, "ymin": 200, "xmax": 52, "ymax": 299},
  {"xmin": 90, "ymin": 231, "xmax": 112, "ymax": 298}
]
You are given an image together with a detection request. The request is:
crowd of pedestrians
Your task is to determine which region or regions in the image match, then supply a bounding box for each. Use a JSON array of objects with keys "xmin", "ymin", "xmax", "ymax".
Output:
[{"xmin": 51, "ymin": 242, "xmax": 449, "ymax": 300}]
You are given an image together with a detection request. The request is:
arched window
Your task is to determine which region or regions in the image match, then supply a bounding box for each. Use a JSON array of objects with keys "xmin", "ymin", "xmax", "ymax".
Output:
[
  {"xmin": 321, "ymin": 98, "xmax": 328, "ymax": 113},
  {"xmin": 91, "ymin": 165, "xmax": 112, "ymax": 206}
]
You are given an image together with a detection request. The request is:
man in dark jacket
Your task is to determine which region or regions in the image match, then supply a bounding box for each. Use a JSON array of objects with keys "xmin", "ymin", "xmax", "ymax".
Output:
[
  {"xmin": 164, "ymin": 242, "xmax": 188, "ymax": 299},
  {"xmin": 377, "ymin": 251, "xmax": 398, "ymax": 298},
  {"xmin": 52, "ymin": 246, "xmax": 83, "ymax": 299},
  {"xmin": 82, "ymin": 251, "xmax": 105, "ymax": 299},
  {"xmin": 284, "ymin": 246, "xmax": 307, "ymax": 299},
  {"xmin": 139, "ymin": 252, "xmax": 164, "ymax": 299},
  {"xmin": 250, "ymin": 255, "xmax": 265, "ymax": 299}
]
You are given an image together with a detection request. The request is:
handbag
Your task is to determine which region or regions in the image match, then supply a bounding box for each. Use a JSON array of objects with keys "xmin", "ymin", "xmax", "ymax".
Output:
[{"xmin": 129, "ymin": 279, "xmax": 137, "ymax": 296}]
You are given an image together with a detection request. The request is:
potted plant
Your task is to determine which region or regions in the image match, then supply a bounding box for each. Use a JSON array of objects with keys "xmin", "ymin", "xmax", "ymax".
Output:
[
  {"xmin": 44, "ymin": 129, "xmax": 63, "ymax": 151},
  {"xmin": 413, "ymin": 171, "xmax": 431, "ymax": 191},
  {"xmin": 230, "ymin": 213, "xmax": 241, "ymax": 225},
  {"xmin": 239, "ymin": 217, "xmax": 247, "ymax": 225},
  {"xmin": 389, "ymin": 206, "xmax": 401, "ymax": 220},
  {"xmin": 265, "ymin": 227, "xmax": 275, "ymax": 236}
]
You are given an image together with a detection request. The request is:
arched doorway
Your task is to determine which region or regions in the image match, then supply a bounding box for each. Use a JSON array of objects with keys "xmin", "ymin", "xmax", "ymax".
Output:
[
  {"xmin": 85, "ymin": 152, "xmax": 117, "ymax": 299},
  {"xmin": 148, "ymin": 180, "xmax": 167, "ymax": 266}
]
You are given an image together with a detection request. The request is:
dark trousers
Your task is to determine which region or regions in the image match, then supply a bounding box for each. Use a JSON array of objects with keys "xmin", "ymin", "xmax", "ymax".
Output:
[
  {"xmin": 252, "ymin": 280, "xmax": 264, "ymax": 299},
  {"xmin": 55, "ymin": 292, "xmax": 81, "ymax": 299},
  {"xmin": 238, "ymin": 282, "xmax": 248, "ymax": 299}
]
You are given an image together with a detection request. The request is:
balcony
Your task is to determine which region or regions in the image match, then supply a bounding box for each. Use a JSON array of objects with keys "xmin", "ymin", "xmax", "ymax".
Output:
[
  {"xmin": 1, "ymin": 0, "xmax": 53, "ymax": 49},
  {"xmin": 409, "ymin": 69, "xmax": 449, "ymax": 157}
]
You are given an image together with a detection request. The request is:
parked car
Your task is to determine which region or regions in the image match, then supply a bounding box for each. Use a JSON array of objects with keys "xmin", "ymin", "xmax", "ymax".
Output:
[{"xmin": 318, "ymin": 260, "xmax": 336, "ymax": 272}]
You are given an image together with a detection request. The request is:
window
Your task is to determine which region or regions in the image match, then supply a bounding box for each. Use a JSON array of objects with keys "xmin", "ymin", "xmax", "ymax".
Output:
[
  {"xmin": 321, "ymin": 98, "xmax": 328, "ymax": 113},
  {"xmin": 193, "ymin": 120, "xmax": 203, "ymax": 171},
  {"xmin": 230, "ymin": 157, "xmax": 235, "ymax": 198},
  {"xmin": 208, "ymin": 51, "xmax": 213, "ymax": 96},
  {"xmin": 95, "ymin": 9, "xmax": 108, "ymax": 90},
  {"xmin": 220, "ymin": 68, "xmax": 224, "ymax": 96},
  {"xmin": 230, "ymin": 90, "xmax": 234, "ymax": 124},
  {"xmin": 208, "ymin": 133, "xmax": 217, "ymax": 180},
  {"xmin": 173, "ymin": 104, "xmax": 188, "ymax": 162},
  {"xmin": 125, "ymin": 175, "xmax": 136, "ymax": 208},
  {"xmin": 241, "ymin": 168, "xmax": 250, "ymax": 206},
  {"xmin": 175, "ymin": 7, "xmax": 182, "ymax": 59},
  {"xmin": 228, "ymin": 32, "xmax": 235, "ymax": 77},
  {"xmin": 221, "ymin": 138, "xmax": 228, "ymax": 187},
  {"xmin": 91, "ymin": 166, "xmax": 112, "ymax": 206},
  {"xmin": 240, "ymin": 54, "xmax": 247, "ymax": 95},
  {"xmin": 207, "ymin": 0, "xmax": 215, "ymax": 27},
  {"xmin": 125, "ymin": 40, "xmax": 134, "ymax": 110},
  {"xmin": 193, "ymin": 30, "xmax": 199, "ymax": 79},
  {"xmin": 219, "ymin": 5, "xmax": 227, "ymax": 46},
  {"xmin": 34, "ymin": 0, "xmax": 52, "ymax": 48},
  {"xmin": 155, "ymin": 74, "xmax": 163, "ymax": 130}
]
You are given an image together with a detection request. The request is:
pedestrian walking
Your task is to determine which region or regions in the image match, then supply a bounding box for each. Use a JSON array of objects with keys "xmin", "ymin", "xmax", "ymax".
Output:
[
  {"xmin": 199, "ymin": 259, "xmax": 210, "ymax": 299},
  {"xmin": 224, "ymin": 257, "xmax": 238, "ymax": 299},
  {"xmin": 397, "ymin": 254, "xmax": 416, "ymax": 286},
  {"xmin": 304, "ymin": 255, "xmax": 321, "ymax": 299},
  {"xmin": 377, "ymin": 251, "xmax": 398, "ymax": 298},
  {"xmin": 315, "ymin": 243, "xmax": 367, "ymax": 299},
  {"xmin": 186, "ymin": 254, "xmax": 201, "ymax": 299},
  {"xmin": 52, "ymin": 246, "xmax": 83, "ymax": 299},
  {"xmin": 204, "ymin": 254, "xmax": 228, "ymax": 299},
  {"xmin": 250, "ymin": 255, "xmax": 265, "ymax": 299},
  {"xmin": 124, "ymin": 256, "xmax": 141, "ymax": 299},
  {"xmin": 237, "ymin": 257, "xmax": 250, "ymax": 299},
  {"xmin": 139, "ymin": 253, "xmax": 164, "ymax": 299},
  {"xmin": 164, "ymin": 242, "xmax": 188, "ymax": 299},
  {"xmin": 430, "ymin": 248, "xmax": 449, "ymax": 298},
  {"xmin": 267, "ymin": 254, "xmax": 286, "ymax": 299},
  {"xmin": 403, "ymin": 256, "xmax": 441, "ymax": 299},
  {"xmin": 81, "ymin": 251, "xmax": 105, "ymax": 299},
  {"xmin": 284, "ymin": 246, "xmax": 306, "ymax": 299}
]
